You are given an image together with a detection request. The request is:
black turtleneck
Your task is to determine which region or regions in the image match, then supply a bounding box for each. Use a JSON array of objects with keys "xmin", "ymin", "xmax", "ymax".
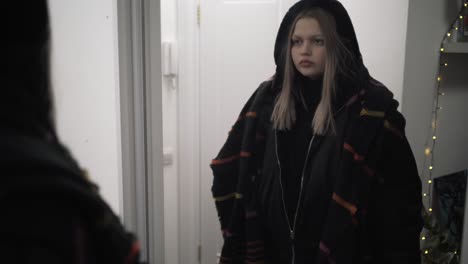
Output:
[{"xmin": 279, "ymin": 76, "xmax": 322, "ymax": 224}]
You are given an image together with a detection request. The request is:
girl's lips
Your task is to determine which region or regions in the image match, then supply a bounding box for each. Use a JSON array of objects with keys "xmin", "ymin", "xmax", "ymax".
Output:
[{"xmin": 299, "ymin": 61, "xmax": 314, "ymax": 67}]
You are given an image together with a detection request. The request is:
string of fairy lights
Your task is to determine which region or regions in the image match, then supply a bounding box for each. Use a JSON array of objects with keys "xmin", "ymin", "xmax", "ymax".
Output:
[{"xmin": 421, "ymin": 1, "xmax": 467, "ymax": 257}]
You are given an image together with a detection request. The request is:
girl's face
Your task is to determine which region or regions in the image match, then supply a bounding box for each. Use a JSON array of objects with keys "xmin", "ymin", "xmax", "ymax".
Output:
[{"xmin": 291, "ymin": 17, "xmax": 326, "ymax": 80}]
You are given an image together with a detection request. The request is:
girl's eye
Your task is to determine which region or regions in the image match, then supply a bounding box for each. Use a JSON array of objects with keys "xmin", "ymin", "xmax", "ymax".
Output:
[
  {"xmin": 292, "ymin": 39, "xmax": 302, "ymax": 45},
  {"xmin": 314, "ymin": 39, "xmax": 325, "ymax": 45}
]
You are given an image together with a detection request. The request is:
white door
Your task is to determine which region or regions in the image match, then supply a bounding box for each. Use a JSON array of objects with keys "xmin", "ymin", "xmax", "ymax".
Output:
[{"xmin": 199, "ymin": 0, "xmax": 298, "ymax": 263}]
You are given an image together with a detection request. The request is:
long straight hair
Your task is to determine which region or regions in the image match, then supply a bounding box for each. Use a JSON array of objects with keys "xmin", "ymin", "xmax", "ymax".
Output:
[{"xmin": 271, "ymin": 8, "xmax": 354, "ymax": 135}]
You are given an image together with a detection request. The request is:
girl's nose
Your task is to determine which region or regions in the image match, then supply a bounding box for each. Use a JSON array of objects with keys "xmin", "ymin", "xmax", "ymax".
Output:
[{"xmin": 300, "ymin": 41, "xmax": 311, "ymax": 55}]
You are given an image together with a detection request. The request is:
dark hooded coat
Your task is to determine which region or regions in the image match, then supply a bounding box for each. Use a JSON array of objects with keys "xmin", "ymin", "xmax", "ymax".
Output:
[{"xmin": 210, "ymin": 1, "xmax": 423, "ymax": 263}]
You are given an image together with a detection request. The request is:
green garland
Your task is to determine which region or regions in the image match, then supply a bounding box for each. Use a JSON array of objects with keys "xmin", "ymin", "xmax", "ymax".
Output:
[{"xmin": 421, "ymin": 208, "xmax": 461, "ymax": 264}]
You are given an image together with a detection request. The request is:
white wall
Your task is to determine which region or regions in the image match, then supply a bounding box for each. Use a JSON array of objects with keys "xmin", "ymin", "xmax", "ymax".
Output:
[
  {"xmin": 437, "ymin": 53, "xmax": 468, "ymax": 264},
  {"xmin": 48, "ymin": 0, "xmax": 122, "ymax": 215},
  {"xmin": 403, "ymin": 0, "xmax": 468, "ymax": 261},
  {"xmin": 339, "ymin": 0, "xmax": 409, "ymax": 103},
  {"xmin": 176, "ymin": 0, "xmax": 201, "ymax": 263}
]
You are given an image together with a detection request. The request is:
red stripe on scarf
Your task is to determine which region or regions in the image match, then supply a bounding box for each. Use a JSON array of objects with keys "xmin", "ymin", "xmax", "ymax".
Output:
[
  {"xmin": 125, "ymin": 240, "xmax": 141, "ymax": 264},
  {"xmin": 343, "ymin": 143, "xmax": 365, "ymax": 161}
]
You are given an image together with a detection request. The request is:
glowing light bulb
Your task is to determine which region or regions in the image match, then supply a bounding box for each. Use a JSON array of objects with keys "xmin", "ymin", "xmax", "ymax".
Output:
[
  {"xmin": 433, "ymin": 136, "xmax": 437, "ymax": 140},
  {"xmin": 428, "ymin": 180, "xmax": 432, "ymax": 184},
  {"xmin": 429, "ymin": 208, "xmax": 433, "ymax": 212},
  {"xmin": 425, "ymin": 148, "xmax": 431, "ymax": 156},
  {"xmin": 422, "ymin": 236, "xmax": 426, "ymax": 240}
]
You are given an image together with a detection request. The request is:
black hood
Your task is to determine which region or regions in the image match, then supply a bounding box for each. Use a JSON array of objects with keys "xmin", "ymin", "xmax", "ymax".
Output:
[
  {"xmin": 273, "ymin": 0, "xmax": 369, "ymax": 93},
  {"xmin": 3, "ymin": 1, "xmax": 57, "ymax": 141}
]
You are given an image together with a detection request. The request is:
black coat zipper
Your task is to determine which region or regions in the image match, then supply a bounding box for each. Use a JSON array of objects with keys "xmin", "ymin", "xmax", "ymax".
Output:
[{"xmin": 275, "ymin": 131, "xmax": 315, "ymax": 264}]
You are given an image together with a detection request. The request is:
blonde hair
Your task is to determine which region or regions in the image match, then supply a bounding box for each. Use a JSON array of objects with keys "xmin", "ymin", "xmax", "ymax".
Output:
[{"xmin": 271, "ymin": 8, "xmax": 353, "ymax": 135}]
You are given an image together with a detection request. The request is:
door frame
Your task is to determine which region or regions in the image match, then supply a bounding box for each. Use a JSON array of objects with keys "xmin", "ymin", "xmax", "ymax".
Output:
[{"xmin": 117, "ymin": 0, "xmax": 165, "ymax": 263}]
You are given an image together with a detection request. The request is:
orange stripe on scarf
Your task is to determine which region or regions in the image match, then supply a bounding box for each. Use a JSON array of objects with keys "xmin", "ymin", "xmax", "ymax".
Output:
[{"xmin": 332, "ymin": 193, "xmax": 358, "ymax": 216}]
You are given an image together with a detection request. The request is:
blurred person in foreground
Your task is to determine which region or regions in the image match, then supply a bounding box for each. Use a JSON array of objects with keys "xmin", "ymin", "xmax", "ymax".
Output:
[{"xmin": 0, "ymin": 1, "xmax": 141, "ymax": 263}]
